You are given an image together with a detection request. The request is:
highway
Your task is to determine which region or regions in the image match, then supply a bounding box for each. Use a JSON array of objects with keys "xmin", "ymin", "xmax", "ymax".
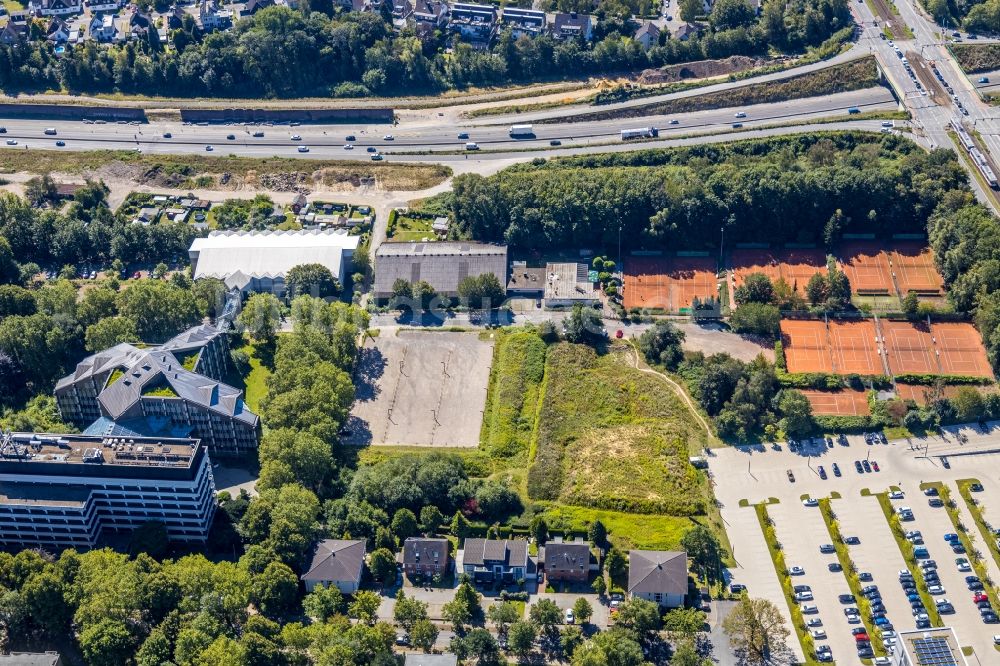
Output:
[{"xmin": 0, "ymin": 88, "xmax": 896, "ymax": 162}]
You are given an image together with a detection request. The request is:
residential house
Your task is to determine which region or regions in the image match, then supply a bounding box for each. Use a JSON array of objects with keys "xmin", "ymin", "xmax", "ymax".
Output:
[
  {"xmin": 412, "ymin": 0, "xmax": 448, "ymax": 29},
  {"xmin": 85, "ymin": 0, "xmax": 120, "ymax": 12},
  {"xmin": 128, "ymin": 10, "xmax": 154, "ymax": 38},
  {"xmin": 45, "ymin": 16, "xmax": 69, "ymax": 42},
  {"xmin": 241, "ymin": 0, "xmax": 274, "ymax": 16},
  {"xmin": 634, "ymin": 21, "xmax": 660, "ymax": 49},
  {"xmin": 542, "ymin": 541, "xmax": 592, "ymax": 582},
  {"xmin": 402, "ymin": 537, "xmax": 451, "ymax": 578},
  {"xmin": 0, "ymin": 653, "xmax": 63, "ymax": 666},
  {"xmin": 462, "ymin": 538, "xmax": 535, "ymax": 583},
  {"xmin": 550, "ymin": 11, "xmax": 592, "ymax": 41},
  {"xmin": 0, "ymin": 19, "xmax": 28, "ymax": 46},
  {"xmin": 199, "ymin": 0, "xmax": 233, "ymax": 30},
  {"xmin": 628, "ymin": 550, "xmax": 689, "ymax": 608},
  {"xmin": 673, "ymin": 22, "xmax": 698, "ymax": 41},
  {"xmin": 31, "ymin": 0, "xmax": 82, "ymax": 17},
  {"xmin": 499, "ymin": 6, "xmax": 546, "ymax": 38},
  {"xmin": 449, "ymin": 2, "xmax": 496, "ymax": 43},
  {"xmin": 166, "ymin": 5, "xmax": 186, "ymax": 30},
  {"xmin": 301, "ymin": 540, "xmax": 366, "ymax": 593}
]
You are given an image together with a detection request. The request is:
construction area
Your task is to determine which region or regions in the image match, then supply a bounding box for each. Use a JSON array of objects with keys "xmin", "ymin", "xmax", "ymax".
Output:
[
  {"xmin": 781, "ymin": 318, "xmax": 993, "ymax": 379},
  {"xmin": 346, "ymin": 330, "xmax": 494, "ymax": 447},
  {"xmin": 622, "ymin": 255, "xmax": 717, "ymax": 312}
]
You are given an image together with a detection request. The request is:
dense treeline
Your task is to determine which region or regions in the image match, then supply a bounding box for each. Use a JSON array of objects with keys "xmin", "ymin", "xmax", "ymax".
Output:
[
  {"xmin": 0, "ymin": 0, "xmax": 849, "ymax": 97},
  {"xmin": 449, "ymin": 133, "xmax": 967, "ymax": 251}
]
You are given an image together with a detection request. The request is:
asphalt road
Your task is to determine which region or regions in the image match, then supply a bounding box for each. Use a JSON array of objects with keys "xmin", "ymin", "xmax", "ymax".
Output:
[{"xmin": 0, "ymin": 88, "xmax": 896, "ymax": 163}]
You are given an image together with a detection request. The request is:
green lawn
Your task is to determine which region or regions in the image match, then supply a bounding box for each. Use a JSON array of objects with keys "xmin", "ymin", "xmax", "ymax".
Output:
[
  {"xmin": 243, "ymin": 344, "xmax": 272, "ymax": 414},
  {"xmin": 388, "ymin": 214, "xmax": 437, "ymax": 242},
  {"xmin": 480, "ymin": 330, "xmax": 546, "ymax": 460},
  {"xmin": 539, "ymin": 504, "xmax": 702, "ymax": 552}
]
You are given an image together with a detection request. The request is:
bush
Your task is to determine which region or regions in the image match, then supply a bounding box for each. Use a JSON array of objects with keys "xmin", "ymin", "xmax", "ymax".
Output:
[
  {"xmin": 774, "ymin": 340, "xmax": 786, "ymax": 370},
  {"xmin": 729, "ymin": 302, "xmax": 781, "ymax": 337}
]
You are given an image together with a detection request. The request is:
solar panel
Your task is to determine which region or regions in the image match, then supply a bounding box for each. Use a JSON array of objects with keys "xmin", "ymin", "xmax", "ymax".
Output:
[{"xmin": 911, "ymin": 636, "xmax": 959, "ymax": 666}]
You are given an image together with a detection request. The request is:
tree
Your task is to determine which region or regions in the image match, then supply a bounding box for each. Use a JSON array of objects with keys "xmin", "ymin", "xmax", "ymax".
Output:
[
  {"xmin": 563, "ymin": 304, "xmax": 603, "ymax": 344},
  {"xmin": 24, "ymin": 174, "xmax": 58, "ymax": 207},
  {"xmin": 442, "ymin": 596, "xmax": 473, "ymax": 632},
  {"xmin": 560, "ymin": 625, "xmax": 584, "ymax": 658},
  {"xmin": 605, "ymin": 549, "xmax": 627, "ymax": 581},
  {"xmin": 588, "ymin": 519, "xmax": 607, "ymax": 548},
  {"xmin": 664, "ymin": 607, "xmax": 707, "ymax": 641},
  {"xmin": 83, "ymin": 316, "xmax": 138, "ymax": 352},
  {"xmin": 734, "ymin": 273, "xmax": 774, "ymax": 305},
  {"xmin": 710, "ymin": 0, "xmax": 755, "ymax": 29},
  {"xmin": 475, "ymin": 482, "xmax": 522, "ymax": 521},
  {"xmin": 349, "ymin": 590, "xmax": 382, "ymax": 625},
  {"xmin": 488, "ymin": 600, "xmax": 521, "ymax": 636},
  {"xmin": 591, "ymin": 574, "xmax": 607, "ymax": 597},
  {"xmin": 451, "ymin": 510, "xmax": 473, "ymax": 539},
  {"xmin": 573, "ymin": 597, "xmax": 593, "ymax": 625},
  {"xmin": 508, "ymin": 619, "xmax": 537, "ymax": 658},
  {"xmin": 452, "ymin": 627, "xmax": 501, "ymax": 664},
  {"xmin": 679, "ymin": 0, "xmax": 703, "ymax": 21},
  {"xmin": 410, "ymin": 618, "xmax": 438, "ymax": 652},
  {"xmin": 638, "ymin": 320, "xmax": 686, "ymax": 368},
  {"xmin": 531, "ymin": 515, "xmax": 549, "ymax": 545},
  {"xmin": 458, "ymin": 273, "xmax": 505, "ymax": 310},
  {"xmin": 529, "ymin": 598, "xmax": 562, "ymax": 637},
  {"xmin": 392, "ymin": 509, "xmax": 419, "ymax": 541},
  {"xmin": 671, "ymin": 639, "xmax": 708, "ymax": 666},
  {"xmin": 258, "ymin": 428, "xmax": 334, "ymax": 494},
  {"xmin": 80, "ymin": 618, "xmax": 136, "ymax": 666},
  {"xmin": 391, "ymin": 278, "xmax": 412, "ymax": 304},
  {"xmin": 612, "ymin": 598, "xmax": 662, "ymax": 636},
  {"xmin": 681, "ymin": 525, "xmax": 722, "ymax": 584},
  {"xmin": 952, "ymin": 386, "xmax": 986, "ymax": 422},
  {"xmin": 239, "ymin": 292, "xmax": 283, "ymax": 342},
  {"xmin": 394, "ymin": 590, "xmax": 429, "ymax": 632},
  {"xmin": 722, "ymin": 597, "xmax": 792, "ymax": 665},
  {"xmin": 730, "ymin": 302, "xmax": 781, "ymax": 338},
  {"xmin": 805, "ymin": 272, "xmax": 828, "ymax": 306},
  {"xmin": 412, "ymin": 280, "xmax": 439, "ymax": 310},
  {"xmin": 777, "ymin": 389, "xmax": 814, "ymax": 437},
  {"xmin": 286, "ymin": 263, "xmax": 341, "ymax": 299},
  {"xmin": 902, "ymin": 291, "xmax": 920, "ymax": 318},
  {"xmin": 252, "ymin": 561, "xmax": 299, "ymax": 618},
  {"xmin": 369, "ymin": 548, "xmax": 398, "ymax": 584},
  {"xmin": 302, "ymin": 583, "xmax": 345, "ymax": 622},
  {"xmin": 117, "ymin": 280, "xmax": 200, "ymax": 343},
  {"xmin": 419, "ymin": 505, "xmax": 444, "ymax": 535}
]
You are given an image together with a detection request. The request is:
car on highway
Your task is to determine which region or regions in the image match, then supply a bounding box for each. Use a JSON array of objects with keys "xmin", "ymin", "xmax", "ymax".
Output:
[
  {"xmin": 0, "ymin": 127, "xmax": 6, "ymax": 133},
  {"xmin": 4, "ymin": 139, "xmax": 15, "ymax": 146},
  {"xmin": 343, "ymin": 144, "xmax": 354, "ymax": 150},
  {"xmin": 669, "ymin": 119, "xmax": 679, "ymax": 124},
  {"xmin": 383, "ymin": 134, "xmax": 395, "ymax": 141},
  {"xmin": 734, "ymin": 112, "xmax": 747, "ymax": 118},
  {"xmin": 291, "ymin": 134, "xmax": 302, "ymax": 141},
  {"xmin": 205, "ymin": 145, "xmax": 213, "ymax": 151},
  {"xmin": 163, "ymin": 132, "xmax": 172, "ymax": 138},
  {"xmin": 43, "ymin": 128, "xmax": 57, "ymax": 135},
  {"xmin": 297, "ymin": 146, "xmax": 309, "ymax": 153},
  {"xmin": 253, "ymin": 131, "xmax": 265, "ymax": 137},
  {"xmin": 55, "ymin": 141, "xmax": 65, "ymax": 147},
  {"xmin": 226, "ymin": 134, "xmax": 236, "ymax": 140},
  {"xmin": 366, "ymin": 146, "xmax": 378, "ymax": 152},
  {"xmin": 457, "ymin": 133, "xmax": 469, "ymax": 139},
  {"xmin": 371, "ymin": 154, "xmax": 384, "ymax": 161},
  {"xmin": 732, "ymin": 123, "xmax": 743, "ymax": 129},
  {"xmin": 980, "ymin": 77, "xmax": 990, "ymax": 84},
  {"xmin": 550, "ymin": 139, "xmax": 561, "ymax": 146}
]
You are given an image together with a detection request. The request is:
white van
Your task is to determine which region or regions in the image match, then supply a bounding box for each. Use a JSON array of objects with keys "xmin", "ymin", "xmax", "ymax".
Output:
[
  {"xmin": 43, "ymin": 128, "xmax": 57, "ymax": 135},
  {"xmin": 465, "ymin": 142, "xmax": 479, "ymax": 150}
]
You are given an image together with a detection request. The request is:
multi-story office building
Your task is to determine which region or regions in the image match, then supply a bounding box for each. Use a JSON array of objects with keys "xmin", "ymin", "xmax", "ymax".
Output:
[
  {"xmin": 55, "ymin": 325, "xmax": 260, "ymax": 456},
  {"xmin": 0, "ymin": 431, "xmax": 216, "ymax": 550}
]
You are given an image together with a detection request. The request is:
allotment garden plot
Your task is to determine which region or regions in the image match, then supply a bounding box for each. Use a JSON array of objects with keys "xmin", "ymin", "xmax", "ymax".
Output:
[{"xmin": 347, "ymin": 330, "xmax": 494, "ymax": 447}]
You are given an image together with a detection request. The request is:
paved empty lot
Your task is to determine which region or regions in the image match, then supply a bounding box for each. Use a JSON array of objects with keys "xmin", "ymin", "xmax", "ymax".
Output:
[{"xmin": 347, "ymin": 330, "xmax": 494, "ymax": 447}]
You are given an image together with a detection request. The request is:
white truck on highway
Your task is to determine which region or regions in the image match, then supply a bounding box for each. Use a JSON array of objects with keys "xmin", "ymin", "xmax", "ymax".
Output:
[
  {"xmin": 509, "ymin": 124, "xmax": 534, "ymax": 138},
  {"xmin": 620, "ymin": 127, "xmax": 659, "ymax": 140}
]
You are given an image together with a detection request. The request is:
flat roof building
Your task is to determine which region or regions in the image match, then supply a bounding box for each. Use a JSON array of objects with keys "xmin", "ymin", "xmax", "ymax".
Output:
[
  {"xmin": 190, "ymin": 229, "xmax": 360, "ymax": 293},
  {"xmin": 543, "ymin": 262, "xmax": 598, "ymax": 308},
  {"xmin": 374, "ymin": 241, "xmax": 508, "ymax": 300},
  {"xmin": 0, "ymin": 431, "xmax": 215, "ymax": 550},
  {"xmin": 892, "ymin": 628, "xmax": 968, "ymax": 666}
]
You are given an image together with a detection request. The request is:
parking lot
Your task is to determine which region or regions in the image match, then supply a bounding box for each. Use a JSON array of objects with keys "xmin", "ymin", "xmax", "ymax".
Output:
[
  {"xmin": 769, "ymin": 502, "xmax": 859, "ymax": 662},
  {"xmin": 710, "ymin": 424, "xmax": 1000, "ymax": 663}
]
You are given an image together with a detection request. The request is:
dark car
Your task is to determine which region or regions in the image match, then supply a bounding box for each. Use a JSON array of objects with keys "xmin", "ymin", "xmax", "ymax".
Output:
[
  {"xmin": 818, "ymin": 465, "xmax": 827, "ymax": 480},
  {"xmin": 787, "ymin": 470, "xmax": 795, "ymax": 482},
  {"xmin": 862, "ymin": 460, "xmax": 872, "ymax": 473},
  {"xmin": 858, "ymin": 572, "xmax": 873, "ymax": 582},
  {"xmin": 226, "ymin": 134, "xmax": 236, "ymax": 140},
  {"xmin": 839, "ymin": 594, "xmax": 855, "ymax": 604},
  {"xmin": 832, "ymin": 463, "xmax": 841, "ymax": 476},
  {"xmin": 953, "ymin": 543, "xmax": 967, "ymax": 554},
  {"xmin": 366, "ymin": 147, "xmax": 378, "ymax": 152},
  {"xmin": 162, "ymin": 132, "xmax": 172, "ymax": 138},
  {"xmin": 855, "ymin": 461, "xmax": 864, "ymax": 473},
  {"xmin": 971, "ymin": 482, "xmax": 984, "ymax": 492},
  {"xmin": 829, "ymin": 562, "xmax": 842, "ymax": 572},
  {"xmin": 983, "ymin": 612, "xmax": 999, "ymax": 623},
  {"xmin": 730, "ymin": 583, "xmax": 746, "ymax": 594},
  {"xmin": 549, "ymin": 139, "xmax": 562, "ymax": 146},
  {"xmin": 845, "ymin": 536, "xmax": 861, "ymax": 545}
]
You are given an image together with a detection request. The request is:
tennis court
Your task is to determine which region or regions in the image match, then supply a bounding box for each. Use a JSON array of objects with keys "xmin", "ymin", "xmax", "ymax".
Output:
[
  {"xmin": 801, "ymin": 389, "xmax": 871, "ymax": 416},
  {"xmin": 623, "ymin": 256, "xmax": 717, "ymax": 312},
  {"xmin": 829, "ymin": 320, "xmax": 884, "ymax": 375},
  {"xmin": 881, "ymin": 320, "xmax": 938, "ymax": 375},
  {"xmin": 731, "ymin": 248, "xmax": 826, "ymax": 294},
  {"xmin": 931, "ymin": 322, "xmax": 994, "ymax": 378},
  {"xmin": 838, "ymin": 241, "xmax": 893, "ymax": 295},
  {"xmin": 780, "ymin": 319, "xmax": 833, "ymax": 373},
  {"xmin": 890, "ymin": 243, "xmax": 944, "ymax": 295}
]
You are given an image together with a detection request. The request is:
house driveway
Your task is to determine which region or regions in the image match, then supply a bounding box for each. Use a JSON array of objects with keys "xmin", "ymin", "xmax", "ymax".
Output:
[{"xmin": 532, "ymin": 591, "xmax": 610, "ymax": 629}]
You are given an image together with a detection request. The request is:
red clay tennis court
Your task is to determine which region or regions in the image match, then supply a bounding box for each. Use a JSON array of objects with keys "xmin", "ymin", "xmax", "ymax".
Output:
[
  {"xmin": 881, "ymin": 320, "xmax": 938, "ymax": 375},
  {"xmin": 931, "ymin": 322, "xmax": 994, "ymax": 378},
  {"xmin": 731, "ymin": 248, "xmax": 826, "ymax": 294},
  {"xmin": 839, "ymin": 241, "xmax": 893, "ymax": 295},
  {"xmin": 801, "ymin": 389, "xmax": 871, "ymax": 416},
  {"xmin": 623, "ymin": 256, "xmax": 716, "ymax": 312},
  {"xmin": 780, "ymin": 320, "xmax": 833, "ymax": 373},
  {"xmin": 890, "ymin": 243, "xmax": 944, "ymax": 295},
  {"xmin": 829, "ymin": 320, "xmax": 884, "ymax": 375}
]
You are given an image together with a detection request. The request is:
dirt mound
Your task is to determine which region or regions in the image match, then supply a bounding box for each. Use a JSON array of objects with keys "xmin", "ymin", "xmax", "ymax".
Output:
[{"xmin": 637, "ymin": 55, "xmax": 769, "ymax": 84}]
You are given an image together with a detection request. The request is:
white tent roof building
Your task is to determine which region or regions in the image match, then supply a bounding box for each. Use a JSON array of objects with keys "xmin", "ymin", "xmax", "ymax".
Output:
[{"xmin": 189, "ymin": 229, "xmax": 360, "ymax": 293}]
